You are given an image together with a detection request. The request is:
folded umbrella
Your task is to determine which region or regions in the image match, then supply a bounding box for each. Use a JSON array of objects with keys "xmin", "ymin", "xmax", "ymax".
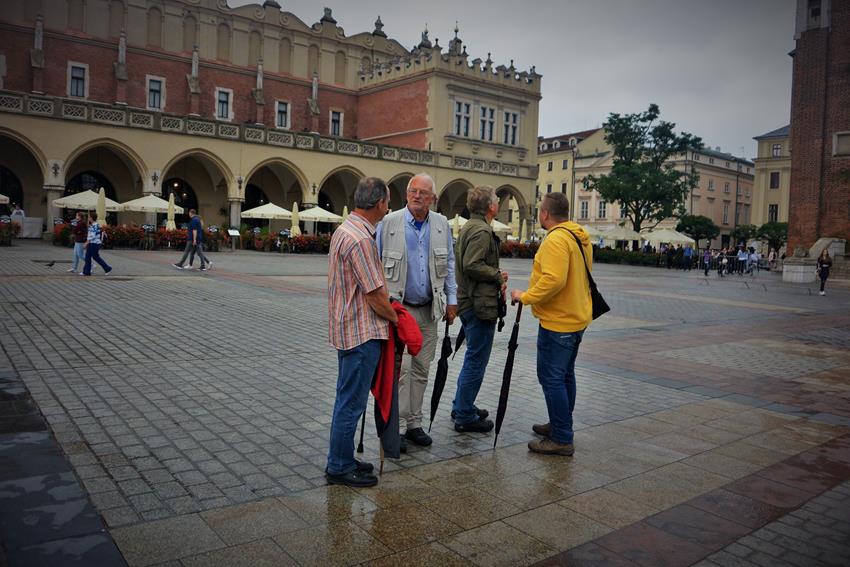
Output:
[
  {"xmin": 428, "ymin": 320, "xmax": 454, "ymax": 432},
  {"xmin": 493, "ymin": 302, "xmax": 523, "ymax": 448},
  {"xmin": 452, "ymin": 327, "xmax": 465, "ymax": 360}
]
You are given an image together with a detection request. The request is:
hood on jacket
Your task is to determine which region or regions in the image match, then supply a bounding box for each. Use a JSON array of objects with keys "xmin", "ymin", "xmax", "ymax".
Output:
[{"xmin": 551, "ymin": 221, "xmax": 592, "ymax": 248}]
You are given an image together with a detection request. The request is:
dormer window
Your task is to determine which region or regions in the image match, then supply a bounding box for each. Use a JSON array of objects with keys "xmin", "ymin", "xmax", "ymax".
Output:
[{"xmin": 553, "ymin": 141, "xmax": 560, "ymax": 149}]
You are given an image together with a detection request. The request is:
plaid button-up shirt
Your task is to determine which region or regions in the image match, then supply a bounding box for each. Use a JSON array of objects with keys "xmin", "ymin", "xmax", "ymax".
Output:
[{"xmin": 328, "ymin": 212, "xmax": 390, "ymax": 350}]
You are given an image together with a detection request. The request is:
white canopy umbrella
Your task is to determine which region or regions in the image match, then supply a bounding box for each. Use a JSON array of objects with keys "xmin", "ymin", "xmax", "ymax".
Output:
[
  {"xmin": 289, "ymin": 202, "xmax": 301, "ymax": 236},
  {"xmin": 0, "ymin": 193, "xmax": 9, "ymax": 205},
  {"xmin": 52, "ymin": 190, "xmax": 121, "ymax": 211},
  {"xmin": 342, "ymin": 205, "xmax": 349, "ymax": 222},
  {"xmin": 240, "ymin": 202, "xmax": 292, "ymax": 219},
  {"xmin": 166, "ymin": 192, "xmax": 177, "ymax": 230},
  {"xmin": 121, "ymin": 194, "xmax": 184, "ymax": 214},
  {"xmin": 298, "ymin": 205, "xmax": 343, "ymax": 223},
  {"xmin": 602, "ymin": 224, "xmax": 641, "ymax": 241},
  {"xmin": 491, "ymin": 219, "xmax": 512, "ymax": 233},
  {"xmin": 96, "ymin": 187, "xmax": 107, "ymax": 225},
  {"xmin": 451, "ymin": 214, "xmax": 463, "ymax": 239},
  {"xmin": 641, "ymin": 227, "xmax": 695, "ymax": 245}
]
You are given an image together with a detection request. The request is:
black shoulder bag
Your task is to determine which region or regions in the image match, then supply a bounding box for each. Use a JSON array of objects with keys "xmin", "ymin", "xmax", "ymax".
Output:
[{"xmin": 557, "ymin": 228, "xmax": 610, "ymax": 320}]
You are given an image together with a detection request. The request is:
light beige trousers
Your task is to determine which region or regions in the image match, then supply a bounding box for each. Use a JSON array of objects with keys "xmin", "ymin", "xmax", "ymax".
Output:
[{"xmin": 399, "ymin": 303, "xmax": 439, "ymax": 432}]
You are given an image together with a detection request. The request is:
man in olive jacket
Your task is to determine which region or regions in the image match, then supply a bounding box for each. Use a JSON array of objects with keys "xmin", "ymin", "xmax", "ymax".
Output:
[{"xmin": 451, "ymin": 185, "xmax": 508, "ymax": 433}]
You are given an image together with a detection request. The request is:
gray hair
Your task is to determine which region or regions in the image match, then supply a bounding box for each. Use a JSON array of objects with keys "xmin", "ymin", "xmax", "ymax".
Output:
[
  {"xmin": 407, "ymin": 173, "xmax": 435, "ymax": 195},
  {"xmin": 354, "ymin": 176, "xmax": 389, "ymax": 209},
  {"xmin": 466, "ymin": 185, "xmax": 498, "ymax": 215}
]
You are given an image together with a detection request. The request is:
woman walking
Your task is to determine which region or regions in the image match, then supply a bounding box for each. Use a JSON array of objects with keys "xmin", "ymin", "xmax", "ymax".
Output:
[
  {"xmin": 817, "ymin": 249, "xmax": 832, "ymax": 296},
  {"xmin": 82, "ymin": 212, "xmax": 112, "ymax": 276},
  {"xmin": 68, "ymin": 212, "xmax": 87, "ymax": 274}
]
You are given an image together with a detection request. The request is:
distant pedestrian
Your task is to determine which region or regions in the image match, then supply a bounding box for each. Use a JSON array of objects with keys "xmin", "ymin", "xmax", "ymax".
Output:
[
  {"xmin": 683, "ymin": 245, "xmax": 693, "ymax": 270},
  {"xmin": 173, "ymin": 209, "xmax": 212, "ymax": 271},
  {"xmin": 703, "ymin": 248, "xmax": 711, "ymax": 276},
  {"xmin": 325, "ymin": 177, "xmax": 397, "ymax": 488},
  {"xmin": 82, "ymin": 213, "xmax": 112, "ymax": 276},
  {"xmin": 817, "ymin": 249, "xmax": 832, "ymax": 296},
  {"xmin": 768, "ymin": 248, "xmax": 777, "ymax": 270},
  {"xmin": 736, "ymin": 246, "xmax": 748, "ymax": 275},
  {"xmin": 68, "ymin": 212, "xmax": 87, "ymax": 273}
]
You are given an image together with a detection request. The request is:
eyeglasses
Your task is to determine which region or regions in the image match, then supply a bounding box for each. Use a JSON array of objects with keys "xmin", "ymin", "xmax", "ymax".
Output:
[{"xmin": 406, "ymin": 188, "xmax": 433, "ymax": 197}]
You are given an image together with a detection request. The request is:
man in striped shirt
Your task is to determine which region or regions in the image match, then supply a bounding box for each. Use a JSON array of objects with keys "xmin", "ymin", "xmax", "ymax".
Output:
[{"xmin": 326, "ymin": 177, "xmax": 397, "ymax": 488}]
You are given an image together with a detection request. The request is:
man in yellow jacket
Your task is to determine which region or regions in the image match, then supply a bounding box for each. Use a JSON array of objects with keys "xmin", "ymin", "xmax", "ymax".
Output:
[{"xmin": 510, "ymin": 192, "xmax": 593, "ymax": 456}]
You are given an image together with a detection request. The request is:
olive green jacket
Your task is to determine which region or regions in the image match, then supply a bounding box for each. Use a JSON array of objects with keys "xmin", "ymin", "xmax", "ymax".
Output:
[{"xmin": 455, "ymin": 213, "xmax": 503, "ymax": 321}]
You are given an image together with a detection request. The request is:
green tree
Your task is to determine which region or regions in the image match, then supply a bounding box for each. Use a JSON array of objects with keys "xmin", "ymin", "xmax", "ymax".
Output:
[
  {"xmin": 676, "ymin": 215, "xmax": 719, "ymax": 249},
  {"xmin": 758, "ymin": 222, "xmax": 788, "ymax": 252},
  {"xmin": 584, "ymin": 104, "xmax": 703, "ymax": 238},
  {"xmin": 729, "ymin": 224, "xmax": 758, "ymax": 246}
]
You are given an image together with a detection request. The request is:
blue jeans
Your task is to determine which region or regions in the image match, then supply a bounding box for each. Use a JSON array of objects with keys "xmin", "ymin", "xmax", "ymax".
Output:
[
  {"xmin": 72, "ymin": 242, "xmax": 85, "ymax": 271},
  {"xmin": 537, "ymin": 326, "xmax": 584, "ymax": 444},
  {"xmin": 326, "ymin": 339, "xmax": 382, "ymax": 476},
  {"xmin": 451, "ymin": 309, "xmax": 496, "ymax": 425},
  {"xmin": 83, "ymin": 243, "xmax": 111, "ymax": 276}
]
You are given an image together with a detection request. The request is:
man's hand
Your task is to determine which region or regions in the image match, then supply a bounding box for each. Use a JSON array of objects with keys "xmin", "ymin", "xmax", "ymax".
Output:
[
  {"xmin": 501, "ymin": 270, "xmax": 509, "ymax": 283},
  {"xmin": 444, "ymin": 304, "xmax": 458, "ymax": 325},
  {"xmin": 510, "ymin": 289, "xmax": 524, "ymax": 304}
]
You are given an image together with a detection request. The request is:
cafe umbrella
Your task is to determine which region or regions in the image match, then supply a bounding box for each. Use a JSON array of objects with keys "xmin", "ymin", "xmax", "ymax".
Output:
[
  {"xmin": 427, "ymin": 320, "xmax": 454, "ymax": 432},
  {"xmin": 493, "ymin": 301, "xmax": 523, "ymax": 448}
]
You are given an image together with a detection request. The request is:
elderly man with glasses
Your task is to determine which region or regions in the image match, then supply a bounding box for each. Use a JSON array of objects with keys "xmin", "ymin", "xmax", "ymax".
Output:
[{"xmin": 376, "ymin": 173, "xmax": 458, "ymax": 451}]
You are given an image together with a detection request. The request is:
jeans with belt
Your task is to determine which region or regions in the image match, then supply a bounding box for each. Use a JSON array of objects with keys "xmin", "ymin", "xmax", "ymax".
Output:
[
  {"xmin": 326, "ymin": 339, "xmax": 382, "ymax": 476},
  {"xmin": 537, "ymin": 326, "xmax": 584, "ymax": 444},
  {"xmin": 451, "ymin": 309, "xmax": 496, "ymax": 425}
]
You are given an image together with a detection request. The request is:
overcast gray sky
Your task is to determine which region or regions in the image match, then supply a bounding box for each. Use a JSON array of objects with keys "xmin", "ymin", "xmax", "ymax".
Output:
[{"xmin": 232, "ymin": 0, "xmax": 796, "ymax": 158}]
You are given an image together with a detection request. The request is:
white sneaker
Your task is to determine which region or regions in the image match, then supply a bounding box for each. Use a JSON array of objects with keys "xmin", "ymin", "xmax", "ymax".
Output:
[
  {"xmin": 67, "ymin": 268, "xmax": 76, "ymax": 273},
  {"xmin": 206, "ymin": 261, "xmax": 213, "ymax": 270},
  {"xmin": 820, "ymin": 291, "xmax": 825, "ymax": 296},
  {"xmin": 172, "ymin": 263, "xmax": 183, "ymax": 270}
]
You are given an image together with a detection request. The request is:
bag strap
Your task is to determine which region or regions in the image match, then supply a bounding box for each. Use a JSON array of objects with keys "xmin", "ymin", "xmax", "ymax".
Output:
[{"xmin": 551, "ymin": 227, "xmax": 601, "ymax": 295}]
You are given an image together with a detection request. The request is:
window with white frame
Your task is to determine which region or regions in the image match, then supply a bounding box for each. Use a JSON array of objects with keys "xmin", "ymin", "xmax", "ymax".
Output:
[
  {"xmin": 503, "ymin": 111, "xmax": 518, "ymax": 145},
  {"xmin": 479, "ymin": 105, "xmax": 495, "ymax": 142},
  {"xmin": 580, "ymin": 200, "xmax": 589, "ymax": 220},
  {"xmin": 768, "ymin": 204, "xmax": 779, "ymax": 223},
  {"xmin": 708, "ymin": 179, "xmax": 715, "ymax": 191},
  {"xmin": 769, "ymin": 171, "xmax": 780, "ymax": 189},
  {"xmin": 146, "ymin": 76, "xmax": 165, "ymax": 110},
  {"xmin": 330, "ymin": 110, "xmax": 343, "ymax": 136},
  {"xmin": 562, "ymin": 159, "xmax": 568, "ymax": 169},
  {"xmin": 619, "ymin": 204, "xmax": 627, "ymax": 219},
  {"xmin": 454, "ymin": 101, "xmax": 471, "ymax": 137},
  {"xmin": 598, "ymin": 200, "xmax": 607, "ymax": 219},
  {"xmin": 724, "ymin": 181, "xmax": 730, "ymax": 194},
  {"xmin": 772, "ymin": 143, "xmax": 782, "ymax": 157},
  {"xmin": 561, "ymin": 182, "xmax": 567, "ymax": 194},
  {"xmin": 214, "ymin": 88, "xmax": 233, "ymax": 121},
  {"xmin": 546, "ymin": 183, "xmax": 552, "ymax": 193},
  {"xmin": 547, "ymin": 161, "xmax": 553, "ymax": 172},
  {"xmin": 722, "ymin": 202, "xmax": 729, "ymax": 224},
  {"xmin": 68, "ymin": 62, "xmax": 88, "ymax": 98},
  {"xmin": 709, "ymin": 157, "xmax": 715, "ymax": 164},
  {"xmin": 275, "ymin": 101, "xmax": 290, "ymax": 129}
]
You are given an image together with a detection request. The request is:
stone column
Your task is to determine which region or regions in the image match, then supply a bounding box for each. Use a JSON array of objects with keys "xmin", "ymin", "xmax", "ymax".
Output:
[
  {"xmin": 228, "ymin": 199, "xmax": 243, "ymax": 230},
  {"xmin": 44, "ymin": 185, "xmax": 64, "ymax": 232}
]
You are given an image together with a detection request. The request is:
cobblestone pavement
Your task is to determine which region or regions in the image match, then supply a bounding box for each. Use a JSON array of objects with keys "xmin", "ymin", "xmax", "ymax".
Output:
[{"xmin": 1, "ymin": 240, "xmax": 849, "ymax": 566}]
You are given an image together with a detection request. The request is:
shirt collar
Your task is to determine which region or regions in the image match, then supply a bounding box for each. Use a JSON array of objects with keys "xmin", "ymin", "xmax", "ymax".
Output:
[
  {"xmin": 349, "ymin": 211, "xmax": 376, "ymax": 236},
  {"xmin": 404, "ymin": 206, "xmax": 429, "ymax": 225}
]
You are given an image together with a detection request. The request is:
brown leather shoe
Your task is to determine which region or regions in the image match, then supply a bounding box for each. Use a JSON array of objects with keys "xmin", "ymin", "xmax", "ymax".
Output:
[
  {"xmin": 528, "ymin": 437, "xmax": 574, "ymax": 456},
  {"xmin": 532, "ymin": 423, "xmax": 551, "ymax": 437}
]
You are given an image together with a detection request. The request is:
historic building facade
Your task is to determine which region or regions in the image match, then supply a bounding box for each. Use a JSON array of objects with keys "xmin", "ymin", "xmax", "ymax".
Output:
[
  {"xmin": 751, "ymin": 125, "xmax": 791, "ymax": 228},
  {"xmin": 537, "ymin": 129, "xmax": 755, "ymax": 248},
  {"xmin": 787, "ymin": 0, "xmax": 850, "ymax": 252},
  {"xmin": 0, "ymin": 0, "xmax": 541, "ymax": 230}
]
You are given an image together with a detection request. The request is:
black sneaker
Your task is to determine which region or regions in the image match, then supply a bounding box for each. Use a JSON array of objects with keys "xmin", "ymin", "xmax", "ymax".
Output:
[
  {"xmin": 404, "ymin": 427, "xmax": 433, "ymax": 447},
  {"xmin": 454, "ymin": 418, "xmax": 494, "ymax": 433},
  {"xmin": 354, "ymin": 459, "xmax": 374, "ymax": 473},
  {"xmin": 326, "ymin": 469, "xmax": 378, "ymax": 488},
  {"xmin": 451, "ymin": 408, "xmax": 489, "ymax": 420}
]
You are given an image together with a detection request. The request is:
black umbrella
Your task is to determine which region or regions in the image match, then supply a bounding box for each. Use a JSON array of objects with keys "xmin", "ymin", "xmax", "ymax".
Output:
[
  {"xmin": 428, "ymin": 320, "xmax": 454, "ymax": 432},
  {"xmin": 452, "ymin": 327, "xmax": 465, "ymax": 360},
  {"xmin": 493, "ymin": 301, "xmax": 523, "ymax": 448}
]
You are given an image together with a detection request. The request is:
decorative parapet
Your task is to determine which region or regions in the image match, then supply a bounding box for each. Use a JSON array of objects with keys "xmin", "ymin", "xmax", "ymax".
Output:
[
  {"xmin": 358, "ymin": 48, "xmax": 541, "ymax": 96},
  {"xmin": 0, "ymin": 90, "xmax": 533, "ymax": 180}
]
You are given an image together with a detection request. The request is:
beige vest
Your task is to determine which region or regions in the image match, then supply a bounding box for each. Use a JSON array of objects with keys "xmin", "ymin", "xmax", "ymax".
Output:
[{"xmin": 380, "ymin": 208, "xmax": 451, "ymax": 321}]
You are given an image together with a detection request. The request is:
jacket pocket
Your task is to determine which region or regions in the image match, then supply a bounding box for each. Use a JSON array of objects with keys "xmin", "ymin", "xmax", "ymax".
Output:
[
  {"xmin": 383, "ymin": 250, "xmax": 403, "ymax": 282},
  {"xmin": 433, "ymin": 247, "xmax": 449, "ymax": 278},
  {"xmin": 471, "ymin": 284, "xmax": 500, "ymax": 322}
]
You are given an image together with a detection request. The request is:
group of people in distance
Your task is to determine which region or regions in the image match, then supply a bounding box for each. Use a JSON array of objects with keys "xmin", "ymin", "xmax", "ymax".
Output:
[{"xmin": 325, "ymin": 174, "xmax": 595, "ymax": 487}]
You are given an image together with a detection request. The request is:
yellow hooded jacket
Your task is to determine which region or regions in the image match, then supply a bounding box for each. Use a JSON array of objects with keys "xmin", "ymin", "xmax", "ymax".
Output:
[{"xmin": 520, "ymin": 221, "xmax": 593, "ymax": 332}]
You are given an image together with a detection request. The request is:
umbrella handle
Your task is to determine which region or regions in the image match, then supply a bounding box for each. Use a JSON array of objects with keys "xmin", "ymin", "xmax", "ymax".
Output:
[{"xmin": 444, "ymin": 319, "xmax": 450, "ymax": 338}]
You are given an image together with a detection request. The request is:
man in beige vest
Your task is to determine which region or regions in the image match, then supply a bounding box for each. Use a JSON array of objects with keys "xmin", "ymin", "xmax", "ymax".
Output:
[{"xmin": 377, "ymin": 173, "xmax": 458, "ymax": 451}]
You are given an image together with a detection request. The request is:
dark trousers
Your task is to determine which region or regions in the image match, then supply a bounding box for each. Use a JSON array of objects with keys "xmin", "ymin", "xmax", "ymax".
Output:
[{"xmin": 83, "ymin": 243, "xmax": 111, "ymax": 276}]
